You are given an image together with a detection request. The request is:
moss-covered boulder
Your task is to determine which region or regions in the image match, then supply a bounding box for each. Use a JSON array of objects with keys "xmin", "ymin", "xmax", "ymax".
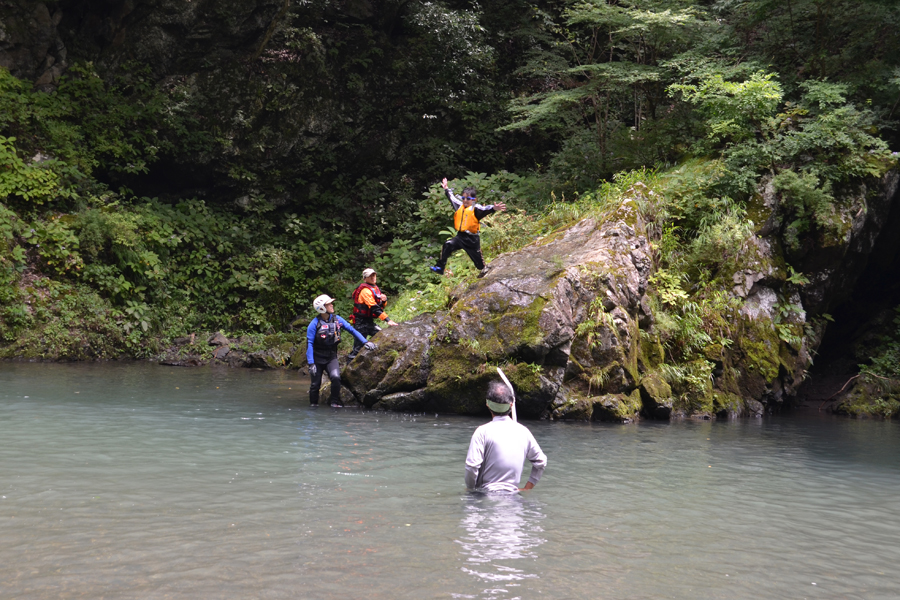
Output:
[
  {"xmin": 832, "ymin": 378, "xmax": 900, "ymax": 419},
  {"xmin": 549, "ymin": 388, "xmax": 641, "ymax": 422},
  {"xmin": 342, "ymin": 314, "xmax": 437, "ymax": 408},
  {"xmin": 639, "ymin": 371, "xmax": 673, "ymax": 419},
  {"xmin": 713, "ymin": 170, "xmax": 899, "ymax": 416},
  {"xmin": 347, "ymin": 169, "xmax": 899, "ymax": 420},
  {"xmin": 344, "ymin": 197, "xmax": 654, "ymax": 417},
  {"xmin": 592, "ymin": 389, "xmax": 643, "ymax": 423}
]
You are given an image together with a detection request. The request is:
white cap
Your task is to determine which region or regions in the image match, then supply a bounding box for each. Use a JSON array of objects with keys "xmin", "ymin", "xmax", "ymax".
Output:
[{"xmin": 362, "ymin": 268, "xmax": 377, "ymax": 278}]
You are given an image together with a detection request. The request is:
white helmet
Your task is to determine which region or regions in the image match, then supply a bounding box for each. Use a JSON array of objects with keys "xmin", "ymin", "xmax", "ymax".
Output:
[{"xmin": 313, "ymin": 294, "xmax": 335, "ymax": 314}]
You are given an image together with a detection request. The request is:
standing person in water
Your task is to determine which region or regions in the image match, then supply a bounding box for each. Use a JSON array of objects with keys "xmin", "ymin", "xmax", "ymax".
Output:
[
  {"xmin": 306, "ymin": 294, "xmax": 374, "ymax": 407},
  {"xmin": 465, "ymin": 381, "xmax": 547, "ymax": 493},
  {"xmin": 430, "ymin": 177, "xmax": 506, "ymax": 275},
  {"xmin": 348, "ymin": 268, "xmax": 398, "ymax": 360}
]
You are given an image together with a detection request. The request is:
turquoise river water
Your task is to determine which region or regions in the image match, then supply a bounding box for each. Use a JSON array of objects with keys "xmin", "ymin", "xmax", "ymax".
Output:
[{"xmin": 1, "ymin": 362, "xmax": 899, "ymax": 599}]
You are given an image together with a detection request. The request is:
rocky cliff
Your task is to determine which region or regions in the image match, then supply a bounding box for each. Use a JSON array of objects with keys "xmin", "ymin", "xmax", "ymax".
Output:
[{"xmin": 345, "ymin": 172, "xmax": 900, "ymax": 420}]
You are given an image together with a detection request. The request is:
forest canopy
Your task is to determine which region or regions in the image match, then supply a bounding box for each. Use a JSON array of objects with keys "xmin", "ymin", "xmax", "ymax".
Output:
[{"xmin": 0, "ymin": 0, "xmax": 899, "ymax": 362}]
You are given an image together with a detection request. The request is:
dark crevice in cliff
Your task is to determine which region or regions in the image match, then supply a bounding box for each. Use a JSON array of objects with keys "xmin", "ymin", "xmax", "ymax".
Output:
[{"xmin": 799, "ymin": 182, "xmax": 900, "ymax": 403}]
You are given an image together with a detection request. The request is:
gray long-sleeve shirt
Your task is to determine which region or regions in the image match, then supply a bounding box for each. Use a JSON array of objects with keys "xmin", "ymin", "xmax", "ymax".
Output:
[{"xmin": 465, "ymin": 415, "xmax": 547, "ymax": 493}]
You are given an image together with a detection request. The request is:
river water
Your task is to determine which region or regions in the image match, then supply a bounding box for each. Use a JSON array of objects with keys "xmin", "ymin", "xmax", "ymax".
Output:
[{"xmin": 1, "ymin": 362, "xmax": 899, "ymax": 599}]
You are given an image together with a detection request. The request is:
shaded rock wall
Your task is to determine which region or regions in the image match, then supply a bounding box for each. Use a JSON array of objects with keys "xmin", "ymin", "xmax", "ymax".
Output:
[
  {"xmin": 56, "ymin": 0, "xmax": 287, "ymax": 77},
  {"xmin": 738, "ymin": 170, "xmax": 900, "ymax": 416},
  {"xmin": 792, "ymin": 172, "xmax": 900, "ymax": 316},
  {"xmin": 0, "ymin": 1, "xmax": 67, "ymax": 89},
  {"xmin": 1, "ymin": 1, "xmax": 285, "ymax": 83}
]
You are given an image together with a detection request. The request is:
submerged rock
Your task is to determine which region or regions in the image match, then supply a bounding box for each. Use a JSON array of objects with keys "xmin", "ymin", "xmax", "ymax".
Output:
[{"xmin": 160, "ymin": 357, "xmax": 204, "ymax": 367}]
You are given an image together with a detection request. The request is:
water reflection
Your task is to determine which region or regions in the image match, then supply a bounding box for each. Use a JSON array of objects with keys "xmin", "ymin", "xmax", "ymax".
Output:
[{"xmin": 455, "ymin": 493, "xmax": 546, "ymax": 599}]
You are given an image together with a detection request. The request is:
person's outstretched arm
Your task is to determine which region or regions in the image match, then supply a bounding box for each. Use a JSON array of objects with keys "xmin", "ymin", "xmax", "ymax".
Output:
[
  {"xmin": 441, "ymin": 177, "xmax": 462, "ymax": 211},
  {"xmin": 473, "ymin": 202, "xmax": 506, "ymax": 220},
  {"xmin": 337, "ymin": 315, "xmax": 370, "ymax": 346}
]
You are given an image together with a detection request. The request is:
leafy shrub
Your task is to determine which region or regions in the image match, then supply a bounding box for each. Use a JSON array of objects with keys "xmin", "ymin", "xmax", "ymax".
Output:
[
  {"xmin": 670, "ymin": 71, "xmax": 784, "ymax": 148},
  {"xmin": 0, "ymin": 278, "xmax": 124, "ymax": 359},
  {"xmin": 0, "ymin": 136, "xmax": 62, "ymax": 204},
  {"xmin": 22, "ymin": 217, "xmax": 83, "ymax": 275},
  {"xmin": 860, "ymin": 306, "xmax": 900, "ymax": 381}
]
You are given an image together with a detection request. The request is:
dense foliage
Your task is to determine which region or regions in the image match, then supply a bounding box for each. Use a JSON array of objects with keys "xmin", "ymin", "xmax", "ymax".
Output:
[{"xmin": 1, "ymin": 0, "xmax": 899, "ymax": 389}]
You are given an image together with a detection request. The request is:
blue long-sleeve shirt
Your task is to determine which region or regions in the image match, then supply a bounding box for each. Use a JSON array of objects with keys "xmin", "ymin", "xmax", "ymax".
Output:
[{"xmin": 306, "ymin": 314, "xmax": 368, "ymax": 364}]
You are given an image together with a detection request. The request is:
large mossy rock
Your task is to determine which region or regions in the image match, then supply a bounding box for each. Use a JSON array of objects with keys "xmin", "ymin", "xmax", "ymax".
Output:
[
  {"xmin": 832, "ymin": 378, "xmax": 900, "ymax": 419},
  {"xmin": 344, "ymin": 197, "xmax": 654, "ymax": 418},
  {"xmin": 347, "ymin": 170, "xmax": 900, "ymax": 420}
]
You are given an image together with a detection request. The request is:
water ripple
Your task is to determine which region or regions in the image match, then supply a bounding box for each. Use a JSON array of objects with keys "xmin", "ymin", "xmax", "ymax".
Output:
[{"xmin": 2, "ymin": 363, "xmax": 900, "ymax": 599}]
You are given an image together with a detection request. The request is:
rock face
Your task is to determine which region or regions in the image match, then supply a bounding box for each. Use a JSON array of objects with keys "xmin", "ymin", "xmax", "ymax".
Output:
[
  {"xmin": 344, "ymin": 196, "xmax": 654, "ymax": 419},
  {"xmin": 55, "ymin": 0, "xmax": 288, "ymax": 78},
  {"xmin": 0, "ymin": 1, "xmax": 287, "ymax": 83},
  {"xmin": 0, "ymin": 1, "xmax": 68, "ymax": 89},
  {"xmin": 735, "ymin": 170, "xmax": 900, "ymax": 416},
  {"xmin": 790, "ymin": 172, "xmax": 899, "ymax": 316},
  {"xmin": 346, "ymin": 170, "xmax": 900, "ymax": 420},
  {"xmin": 1, "ymin": 0, "xmax": 306, "ymax": 198}
]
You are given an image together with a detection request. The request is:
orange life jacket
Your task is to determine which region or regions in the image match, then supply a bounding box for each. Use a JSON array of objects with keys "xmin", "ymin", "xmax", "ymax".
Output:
[
  {"xmin": 351, "ymin": 283, "xmax": 384, "ymax": 322},
  {"xmin": 454, "ymin": 205, "xmax": 480, "ymax": 234}
]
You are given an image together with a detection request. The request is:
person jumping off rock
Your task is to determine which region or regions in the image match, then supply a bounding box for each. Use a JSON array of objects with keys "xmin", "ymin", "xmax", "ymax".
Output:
[
  {"xmin": 348, "ymin": 268, "xmax": 398, "ymax": 360},
  {"xmin": 306, "ymin": 294, "xmax": 374, "ymax": 407},
  {"xmin": 430, "ymin": 177, "xmax": 506, "ymax": 275}
]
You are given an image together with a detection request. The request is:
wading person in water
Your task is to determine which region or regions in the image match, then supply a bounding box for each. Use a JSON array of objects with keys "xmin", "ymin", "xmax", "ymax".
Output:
[
  {"xmin": 465, "ymin": 381, "xmax": 547, "ymax": 493},
  {"xmin": 348, "ymin": 268, "xmax": 398, "ymax": 360},
  {"xmin": 430, "ymin": 177, "xmax": 506, "ymax": 275},
  {"xmin": 306, "ymin": 294, "xmax": 374, "ymax": 407}
]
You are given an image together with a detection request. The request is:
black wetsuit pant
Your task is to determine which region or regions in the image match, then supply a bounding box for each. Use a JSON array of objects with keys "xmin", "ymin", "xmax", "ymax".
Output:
[
  {"xmin": 309, "ymin": 357, "xmax": 341, "ymax": 405},
  {"xmin": 436, "ymin": 231, "xmax": 484, "ymax": 271},
  {"xmin": 348, "ymin": 319, "xmax": 380, "ymax": 359}
]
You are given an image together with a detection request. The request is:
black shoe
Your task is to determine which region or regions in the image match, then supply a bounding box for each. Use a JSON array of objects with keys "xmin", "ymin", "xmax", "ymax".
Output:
[
  {"xmin": 309, "ymin": 402, "xmax": 319, "ymax": 407},
  {"xmin": 430, "ymin": 266, "xmax": 443, "ymax": 274}
]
